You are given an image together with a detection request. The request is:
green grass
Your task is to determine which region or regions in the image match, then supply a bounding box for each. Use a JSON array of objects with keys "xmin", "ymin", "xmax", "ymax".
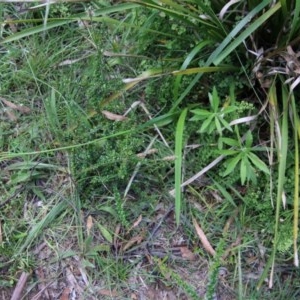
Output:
[{"xmin": 0, "ymin": 1, "xmax": 300, "ymax": 299}]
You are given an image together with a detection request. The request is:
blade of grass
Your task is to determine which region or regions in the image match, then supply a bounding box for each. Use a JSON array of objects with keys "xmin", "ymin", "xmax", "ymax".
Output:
[
  {"xmin": 0, "ymin": 112, "xmax": 177, "ymax": 160},
  {"xmin": 173, "ymin": 40, "xmax": 213, "ymax": 100},
  {"xmin": 289, "ymin": 0, "xmax": 300, "ymax": 40},
  {"xmin": 258, "ymin": 81, "xmax": 289, "ymax": 289},
  {"xmin": 280, "ymin": 0, "xmax": 288, "ymax": 19},
  {"xmin": 174, "ymin": 108, "xmax": 188, "ymax": 225},
  {"xmin": 213, "ymin": 2, "xmax": 281, "ymax": 65},
  {"xmin": 209, "ymin": 0, "xmax": 274, "ymax": 66},
  {"xmin": 291, "ymin": 93, "xmax": 299, "ymax": 267},
  {"xmin": 18, "ymin": 198, "xmax": 68, "ymax": 254},
  {"xmin": 0, "ymin": 3, "xmax": 140, "ymax": 44},
  {"xmin": 238, "ymin": 247, "xmax": 243, "ymax": 300},
  {"xmin": 102, "ymin": 65, "xmax": 237, "ymax": 107}
]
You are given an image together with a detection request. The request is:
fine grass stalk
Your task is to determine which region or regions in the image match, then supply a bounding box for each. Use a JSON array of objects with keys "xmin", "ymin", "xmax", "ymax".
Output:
[
  {"xmin": 291, "ymin": 94, "xmax": 300, "ymax": 266},
  {"xmin": 258, "ymin": 82, "xmax": 289, "ymax": 289}
]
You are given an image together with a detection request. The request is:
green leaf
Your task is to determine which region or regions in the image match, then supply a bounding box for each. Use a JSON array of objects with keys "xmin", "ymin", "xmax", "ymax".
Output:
[
  {"xmin": 97, "ymin": 223, "xmax": 113, "ymax": 243},
  {"xmin": 240, "ymin": 157, "xmax": 248, "ymax": 185},
  {"xmin": 213, "ymin": 180, "xmax": 237, "ymax": 207},
  {"xmin": 245, "ymin": 131, "xmax": 253, "ymax": 148},
  {"xmin": 221, "ymin": 106, "xmax": 238, "ymax": 114},
  {"xmin": 211, "ymin": 86, "xmax": 220, "ymax": 112},
  {"xmin": 174, "ymin": 108, "xmax": 188, "ymax": 226},
  {"xmin": 223, "ymin": 154, "xmax": 242, "ymax": 177},
  {"xmin": 18, "ymin": 200, "xmax": 68, "ymax": 254},
  {"xmin": 220, "ymin": 137, "xmax": 239, "ymax": 147},
  {"xmin": 9, "ymin": 171, "xmax": 31, "ymax": 184},
  {"xmin": 98, "ymin": 206, "xmax": 117, "ymax": 217},
  {"xmin": 200, "ymin": 115, "xmax": 214, "ymax": 133},
  {"xmin": 213, "ymin": 1, "xmax": 281, "ymax": 65},
  {"xmin": 217, "ymin": 149, "xmax": 239, "ymax": 156},
  {"xmin": 248, "ymin": 152, "xmax": 270, "ymax": 175},
  {"xmin": 190, "ymin": 109, "xmax": 211, "ymax": 118},
  {"xmin": 215, "ymin": 117, "xmax": 222, "ymax": 135},
  {"xmin": 209, "ymin": 0, "xmax": 273, "ymax": 65},
  {"xmin": 173, "ymin": 40, "xmax": 212, "ymax": 100},
  {"xmin": 219, "ymin": 117, "xmax": 233, "ymax": 132}
]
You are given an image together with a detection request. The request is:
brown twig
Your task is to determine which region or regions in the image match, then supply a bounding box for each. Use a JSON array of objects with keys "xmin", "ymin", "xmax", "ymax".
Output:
[{"xmin": 11, "ymin": 272, "xmax": 30, "ymax": 300}]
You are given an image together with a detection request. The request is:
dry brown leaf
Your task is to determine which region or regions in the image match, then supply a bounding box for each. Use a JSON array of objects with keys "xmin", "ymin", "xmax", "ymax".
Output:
[
  {"xmin": 122, "ymin": 233, "xmax": 145, "ymax": 252},
  {"xmin": 0, "ymin": 97, "xmax": 31, "ymax": 113},
  {"xmin": 133, "ymin": 214, "xmax": 142, "ymax": 228},
  {"xmin": 65, "ymin": 267, "xmax": 84, "ymax": 294},
  {"xmin": 192, "ymin": 217, "xmax": 216, "ymax": 257},
  {"xmin": 58, "ymin": 58, "xmax": 82, "ymax": 66},
  {"xmin": 102, "ymin": 110, "xmax": 128, "ymax": 121},
  {"xmin": 131, "ymin": 293, "xmax": 138, "ymax": 299},
  {"xmin": 114, "ymin": 223, "xmax": 121, "ymax": 250},
  {"xmin": 126, "ymin": 214, "xmax": 143, "ymax": 236},
  {"xmin": 179, "ymin": 246, "xmax": 196, "ymax": 261},
  {"xmin": 222, "ymin": 234, "xmax": 242, "ymax": 260},
  {"xmin": 223, "ymin": 207, "xmax": 239, "ymax": 234},
  {"xmin": 162, "ymin": 155, "xmax": 176, "ymax": 161},
  {"xmin": 5, "ymin": 110, "xmax": 17, "ymax": 121},
  {"xmin": 5, "ymin": 110, "xmax": 18, "ymax": 122},
  {"xmin": 98, "ymin": 289, "xmax": 119, "ymax": 297},
  {"xmin": 59, "ymin": 287, "xmax": 71, "ymax": 300},
  {"xmin": 86, "ymin": 215, "xmax": 93, "ymax": 236},
  {"xmin": 136, "ymin": 148, "xmax": 158, "ymax": 158},
  {"xmin": 34, "ymin": 267, "xmax": 50, "ymax": 299}
]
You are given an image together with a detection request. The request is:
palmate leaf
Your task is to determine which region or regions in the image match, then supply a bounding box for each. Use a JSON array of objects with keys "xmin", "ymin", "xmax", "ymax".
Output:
[
  {"xmin": 221, "ymin": 106, "xmax": 238, "ymax": 114},
  {"xmin": 215, "ymin": 117, "xmax": 222, "ymax": 135},
  {"xmin": 220, "ymin": 137, "xmax": 240, "ymax": 147},
  {"xmin": 219, "ymin": 117, "xmax": 233, "ymax": 132},
  {"xmin": 190, "ymin": 109, "xmax": 211, "ymax": 119},
  {"xmin": 211, "ymin": 86, "xmax": 220, "ymax": 112},
  {"xmin": 199, "ymin": 114, "xmax": 214, "ymax": 133},
  {"xmin": 218, "ymin": 149, "xmax": 239, "ymax": 156},
  {"xmin": 240, "ymin": 156, "xmax": 248, "ymax": 185},
  {"xmin": 223, "ymin": 153, "xmax": 242, "ymax": 177},
  {"xmin": 245, "ymin": 130, "xmax": 253, "ymax": 148},
  {"xmin": 247, "ymin": 152, "xmax": 270, "ymax": 175}
]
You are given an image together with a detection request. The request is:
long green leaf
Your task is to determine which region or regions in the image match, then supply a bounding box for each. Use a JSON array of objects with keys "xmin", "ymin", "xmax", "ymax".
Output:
[
  {"xmin": 209, "ymin": 0, "xmax": 273, "ymax": 66},
  {"xmin": 247, "ymin": 152, "xmax": 270, "ymax": 175},
  {"xmin": 289, "ymin": 0, "xmax": 300, "ymax": 40},
  {"xmin": 174, "ymin": 108, "xmax": 188, "ymax": 226},
  {"xmin": 173, "ymin": 40, "xmax": 212, "ymax": 100},
  {"xmin": 258, "ymin": 82, "xmax": 289, "ymax": 289},
  {"xmin": 18, "ymin": 200, "xmax": 68, "ymax": 254},
  {"xmin": 213, "ymin": 2, "xmax": 281, "ymax": 65},
  {"xmin": 291, "ymin": 94, "xmax": 299, "ymax": 266},
  {"xmin": 103, "ymin": 65, "xmax": 237, "ymax": 106}
]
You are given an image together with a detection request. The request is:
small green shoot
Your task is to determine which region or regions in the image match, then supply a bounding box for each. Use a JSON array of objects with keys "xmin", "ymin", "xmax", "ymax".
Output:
[
  {"xmin": 220, "ymin": 131, "xmax": 270, "ymax": 185},
  {"xmin": 190, "ymin": 87, "xmax": 236, "ymax": 136}
]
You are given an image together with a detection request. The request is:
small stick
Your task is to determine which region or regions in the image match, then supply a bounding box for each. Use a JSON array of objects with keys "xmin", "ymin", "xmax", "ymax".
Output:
[{"xmin": 11, "ymin": 272, "xmax": 30, "ymax": 300}]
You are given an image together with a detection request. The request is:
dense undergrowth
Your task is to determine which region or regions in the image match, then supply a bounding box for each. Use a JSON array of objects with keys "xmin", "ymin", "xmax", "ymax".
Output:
[{"xmin": 0, "ymin": 1, "xmax": 300, "ymax": 299}]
